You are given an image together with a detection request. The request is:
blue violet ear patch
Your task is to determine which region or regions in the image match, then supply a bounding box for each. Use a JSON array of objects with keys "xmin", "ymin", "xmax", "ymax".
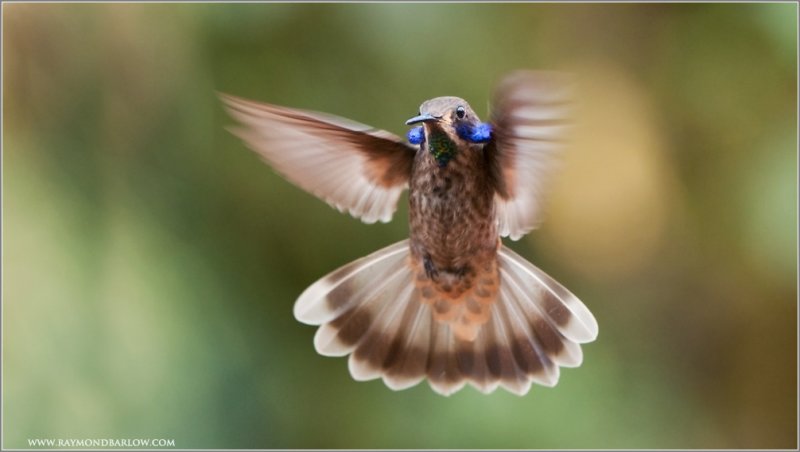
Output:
[
  {"xmin": 456, "ymin": 123, "xmax": 492, "ymax": 143},
  {"xmin": 407, "ymin": 126, "xmax": 424, "ymax": 145}
]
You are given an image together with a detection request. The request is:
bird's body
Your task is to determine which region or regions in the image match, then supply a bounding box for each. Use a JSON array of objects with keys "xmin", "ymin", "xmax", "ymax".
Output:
[
  {"xmin": 221, "ymin": 71, "xmax": 598, "ymax": 396},
  {"xmin": 408, "ymin": 120, "xmax": 499, "ymax": 341}
]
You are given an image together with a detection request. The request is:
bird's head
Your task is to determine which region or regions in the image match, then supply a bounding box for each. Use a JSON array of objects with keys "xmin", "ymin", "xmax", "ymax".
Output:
[{"xmin": 406, "ymin": 97, "xmax": 491, "ymax": 146}]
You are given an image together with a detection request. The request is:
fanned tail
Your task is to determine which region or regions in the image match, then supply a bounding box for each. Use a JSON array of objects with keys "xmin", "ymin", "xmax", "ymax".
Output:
[{"xmin": 294, "ymin": 241, "xmax": 598, "ymax": 396}]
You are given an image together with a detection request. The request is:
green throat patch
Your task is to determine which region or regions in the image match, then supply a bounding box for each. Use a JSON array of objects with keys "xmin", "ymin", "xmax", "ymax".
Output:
[{"xmin": 427, "ymin": 130, "xmax": 458, "ymax": 167}]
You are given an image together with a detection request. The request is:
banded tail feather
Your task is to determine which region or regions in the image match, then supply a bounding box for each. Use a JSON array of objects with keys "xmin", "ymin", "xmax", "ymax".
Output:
[{"xmin": 294, "ymin": 241, "xmax": 598, "ymax": 396}]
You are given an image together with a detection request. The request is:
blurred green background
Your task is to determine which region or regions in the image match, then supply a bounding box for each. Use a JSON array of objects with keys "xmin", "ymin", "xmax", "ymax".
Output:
[{"xmin": 3, "ymin": 3, "xmax": 797, "ymax": 449}]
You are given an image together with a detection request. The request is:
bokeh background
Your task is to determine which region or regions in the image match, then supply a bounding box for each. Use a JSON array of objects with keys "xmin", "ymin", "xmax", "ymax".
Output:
[{"xmin": 3, "ymin": 3, "xmax": 797, "ymax": 449}]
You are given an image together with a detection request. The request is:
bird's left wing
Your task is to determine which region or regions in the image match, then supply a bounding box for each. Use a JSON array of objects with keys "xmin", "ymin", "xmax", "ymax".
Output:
[
  {"xmin": 485, "ymin": 71, "xmax": 574, "ymax": 240},
  {"xmin": 221, "ymin": 94, "xmax": 416, "ymax": 223}
]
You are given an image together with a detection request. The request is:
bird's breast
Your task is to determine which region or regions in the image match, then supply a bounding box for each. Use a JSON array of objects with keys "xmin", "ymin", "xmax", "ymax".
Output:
[{"xmin": 408, "ymin": 145, "xmax": 497, "ymax": 271}]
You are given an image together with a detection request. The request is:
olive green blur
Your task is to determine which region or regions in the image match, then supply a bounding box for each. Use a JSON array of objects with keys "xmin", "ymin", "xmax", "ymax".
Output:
[{"xmin": 3, "ymin": 3, "xmax": 796, "ymax": 449}]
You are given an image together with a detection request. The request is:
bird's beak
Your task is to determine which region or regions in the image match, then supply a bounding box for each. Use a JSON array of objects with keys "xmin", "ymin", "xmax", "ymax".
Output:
[{"xmin": 405, "ymin": 113, "xmax": 438, "ymax": 125}]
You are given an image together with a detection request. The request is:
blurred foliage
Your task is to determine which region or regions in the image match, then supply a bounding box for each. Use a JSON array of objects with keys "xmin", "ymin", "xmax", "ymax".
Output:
[{"xmin": 3, "ymin": 3, "xmax": 797, "ymax": 449}]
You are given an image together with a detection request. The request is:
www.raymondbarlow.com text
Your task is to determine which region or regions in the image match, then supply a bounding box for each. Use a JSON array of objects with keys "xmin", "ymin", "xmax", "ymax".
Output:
[{"xmin": 28, "ymin": 438, "xmax": 175, "ymax": 448}]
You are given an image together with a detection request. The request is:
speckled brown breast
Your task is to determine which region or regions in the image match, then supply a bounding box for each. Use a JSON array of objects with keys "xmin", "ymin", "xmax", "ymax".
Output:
[{"xmin": 408, "ymin": 136, "xmax": 500, "ymax": 341}]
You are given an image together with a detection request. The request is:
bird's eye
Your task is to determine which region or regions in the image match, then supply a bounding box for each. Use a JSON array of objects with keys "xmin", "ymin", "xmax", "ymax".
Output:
[{"xmin": 456, "ymin": 106, "xmax": 466, "ymax": 119}]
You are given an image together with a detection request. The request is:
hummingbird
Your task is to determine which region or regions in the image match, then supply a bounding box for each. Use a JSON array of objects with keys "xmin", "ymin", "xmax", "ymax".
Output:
[{"xmin": 220, "ymin": 71, "xmax": 598, "ymax": 396}]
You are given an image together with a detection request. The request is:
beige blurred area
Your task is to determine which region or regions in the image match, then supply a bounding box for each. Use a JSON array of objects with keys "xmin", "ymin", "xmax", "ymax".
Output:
[
  {"xmin": 3, "ymin": 3, "xmax": 797, "ymax": 449},
  {"xmin": 543, "ymin": 61, "xmax": 679, "ymax": 281}
]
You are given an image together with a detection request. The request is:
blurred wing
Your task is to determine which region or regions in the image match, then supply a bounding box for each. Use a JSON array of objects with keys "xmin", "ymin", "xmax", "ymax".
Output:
[
  {"xmin": 221, "ymin": 94, "xmax": 416, "ymax": 224},
  {"xmin": 486, "ymin": 71, "xmax": 574, "ymax": 240}
]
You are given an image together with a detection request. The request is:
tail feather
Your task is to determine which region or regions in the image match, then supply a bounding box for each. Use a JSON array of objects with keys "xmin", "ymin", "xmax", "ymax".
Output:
[
  {"xmin": 498, "ymin": 246, "xmax": 599, "ymax": 343},
  {"xmin": 426, "ymin": 321, "xmax": 467, "ymax": 396},
  {"xmin": 500, "ymin": 265, "xmax": 584, "ymax": 370},
  {"xmin": 495, "ymin": 285, "xmax": 559, "ymax": 389},
  {"xmin": 294, "ymin": 240, "xmax": 598, "ymax": 396},
  {"xmin": 313, "ymin": 265, "xmax": 407, "ymax": 356},
  {"xmin": 457, "ymin": 328, "xmax": 497, "ymax": 394},
  {"xmin": 383, "ymin": 296, "xmax": 431, "ymax": 391},
  {"xmin": 487, "ymin": 302, "xmax": 534, "ymax": 395},
  {"xmin": 294, "ymin": 240, "xmax": 409, "ymax": 325},
  {"xmin": 349, "ymin": 283, "xmax": 415, "ymax": 381}
]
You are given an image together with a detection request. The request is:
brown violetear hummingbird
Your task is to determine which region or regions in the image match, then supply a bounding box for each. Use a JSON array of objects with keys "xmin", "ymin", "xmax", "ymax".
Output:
[{"xmin": 220, "ymin": 71, "xmax": 598, "ymax": 396}]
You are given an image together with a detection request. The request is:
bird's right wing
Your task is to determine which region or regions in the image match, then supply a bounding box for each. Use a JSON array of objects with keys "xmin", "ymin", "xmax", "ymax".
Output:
[{"xmin": 221, "ymin": 94, "xmax": 417, "ymax": 224}]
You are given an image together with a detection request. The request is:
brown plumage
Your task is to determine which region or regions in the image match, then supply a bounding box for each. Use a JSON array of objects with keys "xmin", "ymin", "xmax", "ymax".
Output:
[
  {"xmin": 407, "ymin": 102, "xmax": 499, "ymax": 342},
  {"xmin": 220, "ymin": 70, "xmax": 598, "ymax": 396}
]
